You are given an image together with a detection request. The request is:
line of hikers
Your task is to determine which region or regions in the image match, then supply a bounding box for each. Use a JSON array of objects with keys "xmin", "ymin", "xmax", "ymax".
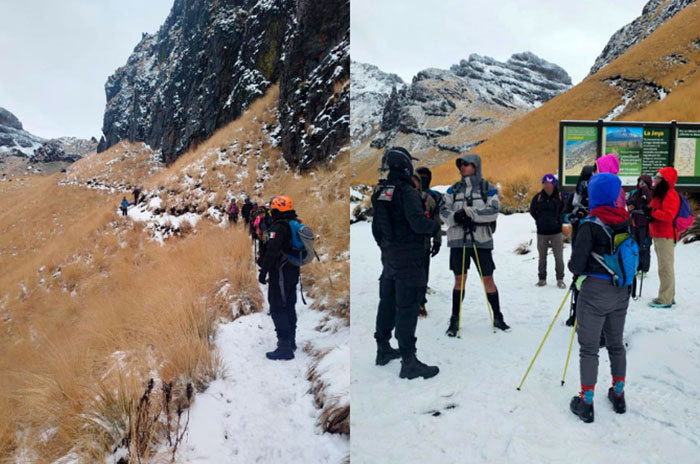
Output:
[{"xmin": 371, "ymin": 147, "xmax": 691, "ymax": 424}]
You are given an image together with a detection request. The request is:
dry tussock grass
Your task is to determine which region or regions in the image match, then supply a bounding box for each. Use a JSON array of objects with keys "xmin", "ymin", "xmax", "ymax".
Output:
[{"xmin": 0, "ymin": 177, "xmax": 260, "ymax": 462}]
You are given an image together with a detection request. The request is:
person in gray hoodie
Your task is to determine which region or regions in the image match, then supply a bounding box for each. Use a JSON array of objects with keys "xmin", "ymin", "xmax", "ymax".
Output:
[{"xmin": 440, "ymin": 153, "xmax": 510, "ymax": 335}]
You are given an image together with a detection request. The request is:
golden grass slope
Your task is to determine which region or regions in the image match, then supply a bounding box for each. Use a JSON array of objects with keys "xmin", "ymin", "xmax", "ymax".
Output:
[
  {"xmin": 429, "ymin": 2, "xmax": 700, "ymax": 206},
  {"xmin": 0, "ymin": 83, "xmax": 349, "ymax": 461}
]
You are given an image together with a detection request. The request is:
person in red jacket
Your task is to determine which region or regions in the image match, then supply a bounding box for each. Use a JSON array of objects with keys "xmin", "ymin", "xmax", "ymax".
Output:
[{"xmin": 645, "ymin": 167, "xmax": 681, "ymax": 308}]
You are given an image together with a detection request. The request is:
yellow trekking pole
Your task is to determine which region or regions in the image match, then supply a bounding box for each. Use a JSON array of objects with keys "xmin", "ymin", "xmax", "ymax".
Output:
[
  {"xmin": 470, "ymin": 230, "xmax": 495, "ymax": 333},
  {"xmin": 457, "ymin": 241, "xmax": 467, "ymax": 338},
  {"xmin": 517, "ymin": 287, "xmax": 572, "ymax": 391},
  {"xmin": 561, "ymin": 317, "xmax": 578, "ymax": 386}
]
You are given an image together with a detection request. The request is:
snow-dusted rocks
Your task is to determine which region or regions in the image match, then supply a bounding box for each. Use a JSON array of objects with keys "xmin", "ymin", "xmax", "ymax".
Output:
[
  {"xmin": 0, "ymin": 107, "xmax": 45, "ymax": 157},
  {"xmin": 589, "ymin": 0, "xmax": 696, "ymax": 75}
]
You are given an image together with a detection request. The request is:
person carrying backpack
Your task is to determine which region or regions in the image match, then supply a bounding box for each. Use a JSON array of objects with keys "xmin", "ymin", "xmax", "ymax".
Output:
[
  {"xmin": 626, "ymin": 174, "xmax": 653, "ymax": 274},
  {"xmin": 645, "ymin": 167, "xmax": 682, "ymax": 308},
  {"xmin": 530, "ymin": 173, "xmax": 566, "ymax": 288},
  {"xmin": 120, "ymin": 197, "xmax": 129, "ymax": 217},
  {"xmin": 241, "ymin": 197, "xmax": 253, "ymax": 224},
  {"xmin": 440, "ymin": 153, "xmax": 509, "ymax": 336},
  {"xmin": 248, "ymin": 203, "xmax": 259, "ymax": 238},
  {"xmin": 414, "ymin": 167, "xmax": 442, "ymax": 318},
  {"xmin": 568, "ymin": 173, "xmax": 634, "ymax": 423},
  {"xmin": 226, "ymin": 198, "xmax": 240, "ymax": 223},
  {"xmin": 372, "ymin": 147, "xmax": 441, "ymax": 380},
  {"xmin": 257, "ymin": 195, "xmax": 301, "ymax": 361}
]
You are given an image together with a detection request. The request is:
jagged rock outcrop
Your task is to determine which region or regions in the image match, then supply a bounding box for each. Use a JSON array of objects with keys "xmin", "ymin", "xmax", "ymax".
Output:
[
  {"xmin": 351, "ymin": 52, "xmax": 571, "ymax": 173},
  {"xmin": 277, "ymin": 0, "xmax": 349, "ymax": 168},
  {"xmin": 350, "ymin": 61, "xmax": 405, "ymax": 146},
  {"xmin": 101, "ymin": 0, "xmax": 349, "ymax": 169},
  {"xmin": 0, "ymin": 107, "xmax": 45, "ymax": 157},
  {"xmin": 589, "ymin": 0, "xmax": 696, "ymax": 75},
  {"xmin": 31, "ymin": 137, "xmax": 97, "ymax": 163}
]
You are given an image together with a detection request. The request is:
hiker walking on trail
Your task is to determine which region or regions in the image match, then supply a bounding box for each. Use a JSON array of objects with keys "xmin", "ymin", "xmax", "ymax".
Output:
[
  {"xmin": 371, "ymin": 147, "xmax": 440, "ymax": 380},
  {"xmin": 530, "ymin": 174, "xmax": 566, "ymax": 288},
  {"xmin": 249, "ymin": 203, "xmax": 259, "ymax": 238},
  {"xmin": 241, "ymin": 197, "xmax": 253, "ymax": 224},
  {"xmin": 257, "ymin": 196, "xmax": 301, "ymax": 361},
  {"xmin": 413, "ymin": 167, "xmax": 442, "ymax": 319},
  {"xmin": 568, "ymin": 173, "xmax": 634, "ymax": 423},
  {"xmin": 647, "ymin": 167, "xmax": 681, "ymax": 308},
  {"xmin": 226, "ymin": 198, "xmax": 240, "ymax": 223},
  {"xmin": 120, "ymin": 197, "xmax": 129, "ymax": 217},
  {"xmin": 440, "ymin": 153, "xmax": 510, "ymax": 336},
  {"xmin": 627, "ymin": 174, "xmax": 653, "ymax": 274},
  {"xmin": 133, "ymin": 187, "xmax": 142, "ymax": 205}
]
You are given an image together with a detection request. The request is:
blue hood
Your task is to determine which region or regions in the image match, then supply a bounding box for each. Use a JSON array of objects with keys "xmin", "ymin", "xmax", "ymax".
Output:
[{"xmin": 588, "ymin": 173, "xmax": 621, "ymax": 210}]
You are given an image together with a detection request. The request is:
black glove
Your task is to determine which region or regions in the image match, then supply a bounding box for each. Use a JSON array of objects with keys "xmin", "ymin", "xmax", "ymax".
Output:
[
  {"xmin": 430, "ymin": 241, "xmax": 441, "ymax": 257},
  {"xmin": 642, "ymin": 204, "xmax": 652, "ymax": 219},
  {"xmin": 258, "ymin": 270, "xmax": 267, "ymax": 285},
  {"xmin": 453, "ymin": 209, "xmax": 473, "ymax": 229},
  {"xmin": 574, "ymin": 208, "xmax": 587, "ymax": 220}
]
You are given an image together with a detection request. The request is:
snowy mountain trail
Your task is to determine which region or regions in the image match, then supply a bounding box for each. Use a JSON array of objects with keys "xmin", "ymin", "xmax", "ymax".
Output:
[
  {"xmin": 351, "ymin": 212, "xmax": 700, "ymax": 464},
  {"xmin": 179, "ymin": 284, "xmax": 349, "ymax": 463}
]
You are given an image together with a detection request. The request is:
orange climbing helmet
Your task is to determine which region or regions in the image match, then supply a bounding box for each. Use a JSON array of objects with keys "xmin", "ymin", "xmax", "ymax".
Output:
[{"xmin": 270, "ymin": 195, "xmax": 293, "ymax": 212}]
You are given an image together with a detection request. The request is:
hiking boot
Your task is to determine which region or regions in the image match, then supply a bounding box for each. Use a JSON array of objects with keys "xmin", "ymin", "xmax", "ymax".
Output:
[
  {"xmin": 493, "ymin": 318, "xmax": 510, "ymax": 331},
  {"xmin": 608, "ymin": 387, "xmax": 626, "ymax": 414},
  {"xmin": 418, "ymin": 305, "xmax": 428, "ymax": 319},
  {"xmin": 557, "ymin": 280, "xmax": 567, "ymax": 289},
  {"xmin": 565, "ymin": 314, "xmax": 576, "ymax": 327},
  {"xmin": 570, "ymin": 396, "xmax": 594, "ymax": 423},
  {"xmin": 536, "ymin": 280, "xmax": 546, "ymax": 287},
  {"xmin": 375, "ymin": 342, "xmax": 401, "ymax": 366},
  {"xmin": 266, "ymin": 344, "xmax": 294, "ymax": 361},
  {"xmin": 648, "ymin": 298, "xmax": 672, "ymax": 309},
  {"xmin": 399, "ymin": 354, "xmax": 439, "ymax": 380},
  {"xmin": 446, "ymin": 317, "xmax": 459, "ymax": 337}
]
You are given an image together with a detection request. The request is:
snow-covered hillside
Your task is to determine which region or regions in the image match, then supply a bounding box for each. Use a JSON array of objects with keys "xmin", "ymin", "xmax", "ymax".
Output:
[
  {"xmin": 350, "ymin": 61, "xmax": 405, "ymax": 146},
  {"xmin": 351, "ymin": 210, "xmax": 700, "ymax": 463}
]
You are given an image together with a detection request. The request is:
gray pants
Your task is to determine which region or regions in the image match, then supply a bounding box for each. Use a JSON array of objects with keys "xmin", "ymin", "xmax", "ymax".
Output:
[
  {"xmin": 537, "ymin": 233, "xmax": 564, "ymax": 281},
  {"xmin": 577, "ymin": 277, "xmax": 630, "ymax": 386}
]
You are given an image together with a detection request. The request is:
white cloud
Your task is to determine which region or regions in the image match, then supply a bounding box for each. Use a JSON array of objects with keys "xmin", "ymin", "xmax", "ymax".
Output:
[
  {"xmin": 351, "ymin": 0, "xmax": 648, "ymax": 85},
  {"xmin": 0, "ymin": 0, "xmax": 173, "ymax": 139}
]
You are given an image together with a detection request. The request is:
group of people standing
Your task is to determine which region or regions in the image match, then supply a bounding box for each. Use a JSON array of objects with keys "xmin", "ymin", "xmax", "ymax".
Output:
[{"xmin": 371, "ymin": 147, "xmax": 687, "ymax": 424}]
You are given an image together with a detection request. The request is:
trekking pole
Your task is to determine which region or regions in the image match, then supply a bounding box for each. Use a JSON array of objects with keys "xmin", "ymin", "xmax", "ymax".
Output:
[
  {"xmin": 561, "ymin": 317, "xmax": 578, "ymax": 386},
  {"xmin": 470, "ymin": 230, "xmax": 495, "ymax": 333},
  {"xmin": 457, "ymin": 239, "xmax": 467, "ymax": 338},
  {"xmin": 517, "ymin": 288, "xmax": 572, "ymax": 391}
]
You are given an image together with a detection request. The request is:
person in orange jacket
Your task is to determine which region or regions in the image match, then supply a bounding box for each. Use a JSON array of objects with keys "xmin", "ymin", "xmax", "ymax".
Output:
[{"xmin": 644, "ymin": 167, "xmax": 681, "ymax": 308}]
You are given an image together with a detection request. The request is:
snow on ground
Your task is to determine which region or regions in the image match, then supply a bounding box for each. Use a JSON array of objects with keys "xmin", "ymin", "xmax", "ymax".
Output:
[
  {"xmin": 179, "ymin": 283, "xmax": 349, "ymax": 463},
  {"xmin": 351, "ymin": 213, "xmax": 700, "ymax": 464}
]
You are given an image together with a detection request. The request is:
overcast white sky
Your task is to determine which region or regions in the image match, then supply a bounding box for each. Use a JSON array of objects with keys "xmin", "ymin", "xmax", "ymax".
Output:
[
  {"xmin": 352, "ymin": 0, "xmax": 648, "ymax": 85},
  {"xmin": 0, "ymin": 0, "xmax": 173, "ymax": 139}
]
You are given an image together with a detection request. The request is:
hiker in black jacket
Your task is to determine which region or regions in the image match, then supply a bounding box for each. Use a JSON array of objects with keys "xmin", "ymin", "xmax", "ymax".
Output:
[
  {"xmin": 257, "ymin": 195, "xmax": 299, "ymax": 361},
  {"xmin": 372, "ymin": 147, "xmax": 440, "ymax": 380},
  {"xmin": 530, "ymin": 173, "xmax": 566, "ymax": 288},
  {"xmin": 241, "ymin": 197, "xmax": 253, "ymax": 224}
]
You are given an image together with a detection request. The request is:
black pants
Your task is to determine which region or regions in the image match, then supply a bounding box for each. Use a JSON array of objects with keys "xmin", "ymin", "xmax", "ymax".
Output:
[
  {"xmin": 121, "ymin": 207, "xmax": 127, "ymax": 216},
  {"xmin": 375, "ymin": 277, "xmax": 423, "ymax": 356},
  {"xmin": 268, "ymin": 263, "xmax": 299, "ymax": 344},
  {"xmin": 421, "ymin": 249, "xmax": 431, "ymax": 305},
  {"xmin": 228, "ymin": 213, "xmax": 238, "ymax": 223},
  {"xmin": 633, "ymin": 225, "xmax": 651, "ymax": 273}
]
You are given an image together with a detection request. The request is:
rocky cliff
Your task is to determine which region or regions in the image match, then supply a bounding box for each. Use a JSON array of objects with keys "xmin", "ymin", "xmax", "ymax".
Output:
[
  {"xmin": 0, "ymin": 107, "xmax": 45, "ymax": 157},
  {"xmin": 350, "ymin": 61, "xmax": 405, "ymax": 146},
  {"xmin": 100, "ymin": 0, "xmax": 349, "ymax": 168},
  {"xmin": 350, "ymin": 52, "xmax": 571, "ymax": 179},
  {"xmin": 589, "ymin": 0, "xmax": 696, "ymax": 75}
]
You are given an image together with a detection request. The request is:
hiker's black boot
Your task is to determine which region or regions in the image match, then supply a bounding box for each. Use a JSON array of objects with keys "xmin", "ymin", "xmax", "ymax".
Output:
[
  {"xmin": 375, "ymin": 341, "xmax": 401, "ymax": 366},
  {"xmin": 493, "ymin": 317, "xmax": 510, "ymax": 331},
  {"xmin": 418, "ymin": 305, "xmax": 428, "ymax": 319},
  {"xmin": 399, "ymin": 354, "xmax": 439, "ymax": 380},
  {"xmin": 608, "ymin": 387, "xmax": 626, "ymax": 414},
  {"xmin": 446, "ymin": 317, "xmax": 458, "ymax": 337},
  {"xmin": 266, "ymin": 340, "xmax": 294, "ymax": 361},
  {"xmin": 570, "ymin": 396, "xmax": 594, "ymax": 423}
]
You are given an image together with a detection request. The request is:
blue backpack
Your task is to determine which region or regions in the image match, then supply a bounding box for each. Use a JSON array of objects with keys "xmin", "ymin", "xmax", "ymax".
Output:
[
  {"xmin": 286, "ymin": 219, "xmax": 318, "ymax": 266},
  {"xmin": 582, "ymin": 216, "xmax": 639, "ymax": 288}
]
